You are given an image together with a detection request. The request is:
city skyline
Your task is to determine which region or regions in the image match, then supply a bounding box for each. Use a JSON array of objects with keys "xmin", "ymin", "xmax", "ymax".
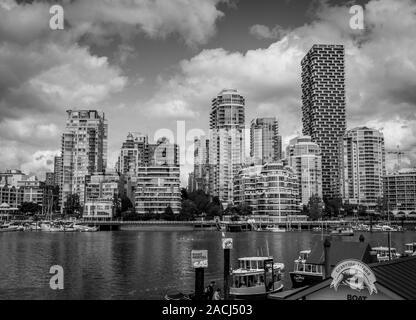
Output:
[
  {"xmin": 1, "ymin": 0, "xmax": 416, "ymax": 188},
  {"xmin": 2, "ymin": 0, "xmax": 416, "ymax": 305}
]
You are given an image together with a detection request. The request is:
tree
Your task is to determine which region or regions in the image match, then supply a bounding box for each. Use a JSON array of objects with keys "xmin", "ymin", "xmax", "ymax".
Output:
[
  {"xmin": 224, "ymin": 204, "xmax": 238, "ymax": 216},
  {"xmin": 121, "ymin": 210, "xmax": 140, "ymax": 221},
  {"xmin": 308, "ymin": 195, "xmax": 323, "ymax": 221},
  {"xmin": 324, "ymin": 197, "xmax": 342, "ymax": 218},
  {"xmin": 358, "ymin": 205, "xmax": 367, "ymax": 218},
  {"xmin": 206, "ymin": 197, "xmax": 223, "ymax": 219},
  {"xmin": 179, "ymin": 199, "xmax": 198, "ymax": 220},
  {"xmin": 181, "ymin": 188, "xmax": 189, "ymax": 200},
  {"xmin": 236, "ymin": 203, "xmax": 253, "ymax": 216},
  {"xmin": 230, "ymin": 215, "xmax": 240, "ymax": 222},
  {"xmin": 113, "ymin": 195, "xmax": 121, "ymax": 218},
  {"xmin": 20, "ymin": 202, "xmax": 41, "ymax": 215},
  {"xmin": 120, "ymin": 194, "xmax": 134, "ymax": 213},
  {"xmin": 188, "ymin": 190, "xmax": 211, "ymax": 214},
  {"xmin": 161, "ymin": 205, "xmax": 175, "ymax": 221},
  {"xmin": 376, "ymin": 196, "xmax": 387, "ymax": 216},
  {"xmin": 343, "ymin": 202, "xmax": 355, "ymax": 217},
  {"xmin": 64, "ymin": 194, "xmax": 81, "ymax": 217}
]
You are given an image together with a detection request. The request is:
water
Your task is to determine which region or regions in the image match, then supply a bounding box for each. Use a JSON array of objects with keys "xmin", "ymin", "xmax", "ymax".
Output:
[{"xmin": 0, "ymin": 230, "xmax": 415, "ymax": 300}]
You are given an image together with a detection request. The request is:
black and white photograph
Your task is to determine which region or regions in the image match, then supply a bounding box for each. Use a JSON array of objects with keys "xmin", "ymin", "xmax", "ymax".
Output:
[{"xmin": 1, "ymin": 0, "xmax": 416, "ymax": 308}]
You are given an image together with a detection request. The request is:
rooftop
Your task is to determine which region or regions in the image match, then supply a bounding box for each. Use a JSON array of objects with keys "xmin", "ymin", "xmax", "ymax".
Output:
[
  {"xmin": 271, "ymin": 256, "xmax": 416, "ymax": 300},
  {"xmin": 307, "ymin": 240, "xmax": 373, "ymax": 266},
  {"xmin": 238, "ymin": 257, "xmax": 272, "ymax": 261},
  {"xmin": 370, "ymin": 256, "xmax": 416, "ymax": 300}
]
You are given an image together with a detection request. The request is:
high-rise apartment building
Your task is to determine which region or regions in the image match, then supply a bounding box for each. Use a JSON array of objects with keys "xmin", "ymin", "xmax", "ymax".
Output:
[
  {"xmin": 149, "ymin": 137, "xmax": 179, "ymax": 166},
  {"xmin": 135, "ymin": 166, "xmax": 181, "ymax": 215},
  {"xmin": 384, "ymin": 169, "xmax": 416, "ymax": 215},
  {"xmin": 193, "ymin": 136, "xmax": 210, "ymax": 193},
  {"xmin": 209, "ymin": 89, "xmax": 245, "ymax": 204},
  {"xmin": 60, "ymin": 110, "xmax": 108, "ymax": 211},
  {"xmin": 287, "ymin": 136, "xmax": 323, "ymax": 206},
  {"xmin": 233, "ymin": 164, "xmax": 263, "ymax": 210},
  {"xmin": 250, "ymin": 117, "xmax": 282, "ymax": 164},
  {"xmin": 54, "ymin": 156, "xmax": 62, "ymax": 187},
  {"xmin": 340, "ymin": 127, "xmax": 385, "ymax": 211},
  {"xmin": 84, "ymin": 171, "xmax": 123, "ymax": 219},
  {"xmin": 45, "ymin": 173, "xmax": 56, "ymax": 186},
  {"xmin": 116, "ymin": 134, "xmax": 179, "ymax": 208},
  {"xmin": 116, "ymin": 132, "xmax": 149, "ymax": 176},
  {"xmin": 187, "ymin": 173, "xmax": 196, "ymax": 193},
  {"xmin": 301, "ymin": 44, "xmax": 346, "ymax": 200},
  {"xmin": 234, "ymin": 162, "xmax": 300, "ymax": 220}
]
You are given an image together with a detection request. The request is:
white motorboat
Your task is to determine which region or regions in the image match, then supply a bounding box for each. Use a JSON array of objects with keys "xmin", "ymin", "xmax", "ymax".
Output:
[
  {"xmin": 372, "ymin": 246, "xmax": 401, "ymax": 262},
  {"xmin": 230, "ymin": 257, "xmax": 284, "ymax": 300},
  {"xmin": 330, "ymin": 227, "xmax": 354, "ymax": 236},
  {"xmin": 40, "ymin": 222, "xmax": 64, "ymax": 232},
  {"xmin": 372, "ymin": 224, "xmax": 399, "ymax": 232},
  {"xmin": 264, "ymin": 225, "xmax": 286, "ymax": 233},
  {"xmin": 0, "ymin": 223, "xmax": 22, "ymax": 232},
  {"xmin": 289, "ymin": 249, "xmax": 325, "ymax": 288},
  {"xmin": 353, "ymin": 224, "xmax": 370, "ymax": 232},
  {"xmin": 404, "ymin": 243, "xmax": 416, "ymax": 256},
  {"xmin": 73, "ymin": 224, "xmax": 99, "ymax": 232}
]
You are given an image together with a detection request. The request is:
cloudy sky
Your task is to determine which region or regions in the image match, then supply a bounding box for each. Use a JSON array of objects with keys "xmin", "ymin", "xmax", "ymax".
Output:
[{"xmin": 1, "ymin": 0, "xmax": 415, "ymax": 185}]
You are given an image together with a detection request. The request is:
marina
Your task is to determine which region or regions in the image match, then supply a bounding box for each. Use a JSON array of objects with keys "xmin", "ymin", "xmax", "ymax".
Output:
[{"xmin": 1, "ymin": 229, "xmax": 416, "ymax": 300}]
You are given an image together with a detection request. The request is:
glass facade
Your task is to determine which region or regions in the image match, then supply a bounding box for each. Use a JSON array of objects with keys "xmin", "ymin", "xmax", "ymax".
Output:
[
  {"xmin": 287, "ymin": 136, "xmax": 323, "ymax": 206},
  {"xmin": 209, "ymin": 89, "xmax": 245, "ymax": 204},
  {"xmin": 234, "ymin": 162, "xmax": 300, "ymax": 220},
  {"xmin": 340, "ymin": 127, "xmax": 385, "ymax": 211}
]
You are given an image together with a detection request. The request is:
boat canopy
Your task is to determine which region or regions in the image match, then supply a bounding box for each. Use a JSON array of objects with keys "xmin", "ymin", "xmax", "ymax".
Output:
[
  {"xmin": 237, "ymin": 257, "xmax": 271, "ymax": 270},
  {"xmin": 293, "ymin": 262, "xmax": 323, "ymax": 275},
  {"xmin": 372, "ymin": 246, "xmax": 397, "ymax": 252}
]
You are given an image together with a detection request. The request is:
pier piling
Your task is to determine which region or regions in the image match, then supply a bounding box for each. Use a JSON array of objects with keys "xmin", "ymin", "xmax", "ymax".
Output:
[
  {"xmin": 224, "ymin": 248, "xmax": 230, "ymax": 300},
  {"xmin": 324, "ymin": 238, "xmax": 331, "ymax": 278},
  {"xmin": 194, "ymin": 268, "xmax": 205, "ymax": 301}
]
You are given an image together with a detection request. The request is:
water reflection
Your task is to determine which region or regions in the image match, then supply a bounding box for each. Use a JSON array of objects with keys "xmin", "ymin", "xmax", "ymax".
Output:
[{"xmin": 0, "ymin": 230, "xmax": 415, "ymax": 299}]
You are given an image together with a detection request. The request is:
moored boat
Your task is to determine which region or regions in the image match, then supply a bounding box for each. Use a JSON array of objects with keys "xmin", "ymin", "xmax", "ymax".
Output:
[
  {"xmin": 330, "ymin": 227, "xmax": 354, "ymax": 236},
  {"xmin": 353, "ymin": 224, "xmax": 370, "ymax": 232},
  {"xmin": 262, "ymin": 225, "xmax": 286, "ymax": 233},
  {"xmin": 372, "ymin": 224, "xmax": 400, "ymax": 232},
  {"xmin": 289, "ymin": 250, "xmax": 324, "ymax": 288},
  {"xmin": 73, "ymin": 224, "xmax": 99, "ymax": 232},
  {"xmin": 0, "ymin": 223, "xmax": 23, "ymax": 232},
  {"xmin": 40, "ymin": 222, "xmax": 64, "ymax": 232},
  {"xmin": 404, "ymin": 243, "xmax": 416, "ymax": 256},
  {"xmin": 372, "ymin": 246, "xmax": 401, "ymax": 262},
  {"xmin": 230, "ymin": 257, "xmax": 284, "ymax": 300}
]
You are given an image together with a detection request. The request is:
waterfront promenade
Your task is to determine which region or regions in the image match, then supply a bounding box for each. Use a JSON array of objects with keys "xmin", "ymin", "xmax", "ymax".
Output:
[{"xmin": 74, "ymin": 218, "xmax": 416, "ymax": 231}]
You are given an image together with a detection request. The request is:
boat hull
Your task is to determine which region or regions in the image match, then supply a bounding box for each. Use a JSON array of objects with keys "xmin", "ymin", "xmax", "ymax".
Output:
[
  {"xmin": 230, "ymin": 283, "xmax": 283, "ymax": 300},
  {"xmin": 289, "ymin": 272, "xmax": 324, "ymax": 289},
  {"xmin": 330, "ymin": 232, "xmax": 354, "ymax": 236}
]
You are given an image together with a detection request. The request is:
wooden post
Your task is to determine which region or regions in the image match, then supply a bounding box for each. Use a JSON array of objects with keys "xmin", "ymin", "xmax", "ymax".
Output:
[
  {"xmin": 195, "ymin": 268, "xmax": 205, "ymax": 301},
  {"xmin": 388, "ymin": 231, "xmax": 392, "ymax": 261},
  {"xmin": 191, "ymin": 250, "xmax": 208, "ymax": 300},
  {"xmin": 370, "ymin": 214, "xmax": 373, "ymax": 233},
  {"xmin": 224, "ymin": 248, "xmax": 231, "ymax": 300},
  {"xmin": 324, "ymin": 238, "xmax": 331, "ymax": 278}
]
